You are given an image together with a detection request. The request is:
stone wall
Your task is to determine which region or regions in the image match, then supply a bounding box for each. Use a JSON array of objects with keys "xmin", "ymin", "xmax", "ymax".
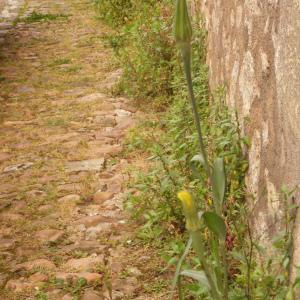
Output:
[{"xmin": 198, "ymin": 0, "xmax": 300, "ymax": 276}]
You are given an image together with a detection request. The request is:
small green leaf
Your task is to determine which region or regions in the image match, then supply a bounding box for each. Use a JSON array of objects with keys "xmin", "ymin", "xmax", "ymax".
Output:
[
  {"xmin": 180, "ymin": 269, "xmax": 210, "ymax": 290},
  {"xmin": 203, "ymin": 211, "xmax": 226, "ymax": 239},
  {"xmin": 212, "ymin": 157, "xmax": 226, "ymax": 207}
]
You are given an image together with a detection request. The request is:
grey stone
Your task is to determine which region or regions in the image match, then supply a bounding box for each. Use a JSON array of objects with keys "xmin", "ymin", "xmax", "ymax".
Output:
[
  {"xmin": 66, "ymin": 158, "xmax": 105, "ymax": 172},
  {"xmin": 115, "ymin": 109, "xmax": 132, "ymax": 117}
]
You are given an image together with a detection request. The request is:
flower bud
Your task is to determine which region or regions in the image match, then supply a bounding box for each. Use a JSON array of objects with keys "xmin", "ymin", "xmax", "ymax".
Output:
[
  {"xmin": 174, "ymin": 0, "xmax": 192, "ymax": 47},
  {"xmin": 178, "ymin": 191, "xmax": 200, "ymax": 231}
]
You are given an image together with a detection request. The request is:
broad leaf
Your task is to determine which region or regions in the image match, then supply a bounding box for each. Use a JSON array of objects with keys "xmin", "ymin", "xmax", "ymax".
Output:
[
  {"xmin": 203, "ymin": 211, "xmax": 226, "ymax": 239},
  {"xmin": 180, "ymin": 269, "xmax": 210, "ymax": 290},
  {"xmin": 212, "ymin": 157, "xmax": 226, "ymax": 207}
]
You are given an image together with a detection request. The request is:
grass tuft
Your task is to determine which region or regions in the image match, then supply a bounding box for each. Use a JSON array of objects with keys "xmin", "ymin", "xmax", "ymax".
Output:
[{"xmin": 23, "ymin": 11, "xmax": 68, "ymax": 23}]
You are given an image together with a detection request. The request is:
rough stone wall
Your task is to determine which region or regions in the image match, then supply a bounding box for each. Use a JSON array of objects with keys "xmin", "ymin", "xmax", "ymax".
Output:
[{"xmin": 198, "ymin": 0, "xmax": 300, "ymax": 275}]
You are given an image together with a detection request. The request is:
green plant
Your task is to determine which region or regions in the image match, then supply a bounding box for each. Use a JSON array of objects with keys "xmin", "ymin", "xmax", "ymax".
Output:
[
  {"xmin": 96, "ymin": 0, "xmax": 176, "ymax": 105},
  {"xmin": 94, "ymin": 0, "xmax": 134, "ymax": 28},
  {"xmin": 99, "ymin": 0, "xmax": 299, "ymax": 299},
  {"xmin": 172, "ymin": 1, "xmax": 228, "ymax": 298},
  {"xmin": 23, "ymin": 11, "xmax": 68, "ymax": 23}
]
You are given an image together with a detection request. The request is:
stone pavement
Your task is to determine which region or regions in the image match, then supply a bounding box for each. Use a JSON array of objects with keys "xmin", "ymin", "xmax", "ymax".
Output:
[
  {"xmin": 0, "ymin": 0, "xmax": 165, "ymax": 299},
  {"xmin": 0, "ymin": 0, "xmax": 24, "ymax": 44}
]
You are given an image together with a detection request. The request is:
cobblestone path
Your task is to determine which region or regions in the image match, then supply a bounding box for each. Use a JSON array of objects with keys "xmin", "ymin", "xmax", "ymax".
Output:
[{"xmin": 0, "ymin": 1, "xmax": 163, "ymax": 299}]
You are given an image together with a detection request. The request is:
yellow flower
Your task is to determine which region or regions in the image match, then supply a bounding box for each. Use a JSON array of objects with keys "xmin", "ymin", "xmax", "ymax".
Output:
[
  {"xmin": 177, "ymin": 190, "xmax": 200, "ymax": 232},
  {"xmin": 178, "ymin": 190, "xmax": 193, "ymax": 208}
]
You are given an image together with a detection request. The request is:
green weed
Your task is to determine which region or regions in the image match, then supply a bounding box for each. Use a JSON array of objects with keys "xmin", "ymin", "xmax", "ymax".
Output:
[
  {"xmin": 23, "ymin": 11, "xmax": 68, "ymax": 23},
  {"xmin": 96, "ymin": 0, "xmax": 176, "ymax": 105}
]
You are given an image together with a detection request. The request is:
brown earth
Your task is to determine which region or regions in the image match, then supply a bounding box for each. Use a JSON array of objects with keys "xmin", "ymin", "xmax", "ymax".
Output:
[{"xmin": 0, "ymin": 0, "xmax": 168, "ymax": 299}]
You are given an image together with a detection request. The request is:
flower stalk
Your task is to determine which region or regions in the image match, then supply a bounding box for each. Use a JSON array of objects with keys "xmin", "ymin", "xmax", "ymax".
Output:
[
  {"xmin": 174, "ymin": 1, "xmax": 228, "ymax": 299},
  {"xmin": 174, "ymin": 0, "xmax": 210, "ymax": 177}
]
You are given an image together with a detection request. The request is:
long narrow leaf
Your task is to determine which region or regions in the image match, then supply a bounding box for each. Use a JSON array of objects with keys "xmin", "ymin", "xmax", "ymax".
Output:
[
  {"xmin": 170, "ymin": 237, "xmax": 192, "ymax": 299},
  {"xmin": 180, "ymin": 269, "xmax": 211, "ymax": 290}
]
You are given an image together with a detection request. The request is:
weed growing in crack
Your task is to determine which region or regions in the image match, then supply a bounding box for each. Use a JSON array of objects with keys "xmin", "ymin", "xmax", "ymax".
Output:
[{"xmin": 23, "ymin": 11, "xmax": 68, "ymax": 23}]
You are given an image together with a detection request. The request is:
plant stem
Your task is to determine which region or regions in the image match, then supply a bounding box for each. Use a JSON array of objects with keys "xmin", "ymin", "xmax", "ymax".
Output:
[
  {"xmin": 178, "ymin": 277, "xmax": 184, "ymax": 300},
  {"xmin": 246, "ymin": 219, "xmax": 253, "ymax": 300},
  {"xmin": 191, "ymin": 231, "xmax": 221, "ymax": 300},
  {"xmin": 180, "ymin": 46, "xmax": 211, "ymax": 178},
  {"xmin": 220, "ymin": 239, "xmax": 229, "ymax": 299}
]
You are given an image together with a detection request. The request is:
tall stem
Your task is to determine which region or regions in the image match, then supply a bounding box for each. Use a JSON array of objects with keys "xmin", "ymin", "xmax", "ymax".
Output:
[{"xmin": 180, "ymin": 46, "xmax": 211, "ymax": 178}]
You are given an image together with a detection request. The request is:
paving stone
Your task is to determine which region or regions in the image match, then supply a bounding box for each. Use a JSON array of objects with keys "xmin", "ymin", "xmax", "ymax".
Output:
[
  {"xmin": 46, "ymin": 289, "xmax": 64, "ymax": 300},
  {"xmin": 0, "ymin": 239, "xmax": 15, "ymax": 250},
  {"xmin": 5, "ymin": 278, "xmax": 32, "ymax": 292},
  {"xmin": 0, "ymin": 23, "xmax": 12, "ymax": 31},
  {"xmin": 66, "ymin": 158, "xmax": 105, "ymax": 172},
  {"xmin": 0, "ymin": 212, "xmax": 23, "ymax": 222},
  {"xmin": 2, "ymin": 162, "xmax": 33, "ymax": 173},
  {"xmin": 16, "ymin": 86, "xmax": 35, "ymax": 93},
  {"xmin": 115, "ymin": 109, "xmax": 132, "ymax": 117},
  {"xmin": 0, "ymin": 152, "xmax": 11, "ymax": 163},
  {"xmin": 93, "ymin": 191, "xmax": 114, "ymax": 203},
  {"xmin": 15, "ymin": 259, "xmax": 56, "ymax": 271},
  {"xmin": 61, "ymin": 294, "xmax": 72, "ymax": 300},
  {"xmin": 55, "ymin": 272, "xmax": 102, "ymax": 284},
  {"xmin": 115, "ymin": 116, "xmax": 135, "ymax": 129},
  {"xmin": 85, "ymin": 222, "xmax": 115, "ymax": 239},
  {"xmin": 112, "ymin": 277, "xmax": 138, "ymax": 295},
  {"xmin": 0, "ymin": 30, "xmax": 7, "ymax": 37},
  {"xmin": 94, "ymin": 115, "xmax": 116, "ymax": 127},
  {"xmin": 82, "ymin": 289, "xmax": 104, "ymax": 300},
  {"xmin": 57, "ymin": 194, "xmax": 81, "ymax": 203},
  {"xmin": 75, "ymin": 215, "xmax": 112, "ymax": 228},
  {"xmin": 62, "ymin": 240, "xmax": 105, "ymax": 252},
  {"xmin": 63, "ymin": 255, "xmax": 104, "ymax": 272},
  {"xmin": 0, "ymin": 273, "xmax": 9, "ymax": 288},
  {"xmin": 36, "ymin": 229, "xmax": 64, "ymax": 243},
  {"xmin": 0, "ymin": 200, "xmax": 11, "ymax": 211},
  {"xmin": 77, "ymin": 93, "xmax": 108, "ymax": 102},
  {"xmin": 28, "ymin": 272, "xmax": 49, "ymax": 283},
  {"xmin": 38, "ymin": 204, "xmax": 52, "ymax": 212}
]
